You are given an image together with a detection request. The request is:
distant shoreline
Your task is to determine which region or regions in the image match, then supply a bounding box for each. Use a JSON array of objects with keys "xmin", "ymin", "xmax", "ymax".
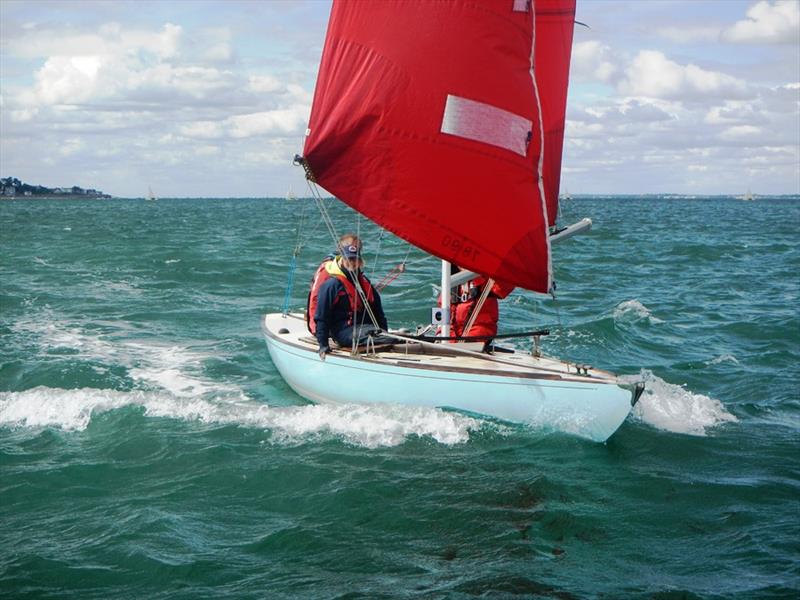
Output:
[{"xmin": 1, "ymin": 195, "xmax": 113, "ymax": 200}]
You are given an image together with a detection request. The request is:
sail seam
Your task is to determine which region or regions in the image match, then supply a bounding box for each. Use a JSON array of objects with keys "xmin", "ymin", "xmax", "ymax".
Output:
[{"xmin": 530, "ymin": 0, "xmax": 553, "ymax": 292}]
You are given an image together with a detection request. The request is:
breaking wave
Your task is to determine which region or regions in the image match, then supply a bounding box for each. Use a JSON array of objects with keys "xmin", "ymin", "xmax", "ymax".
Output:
[
  {"xmin": 0, "ymin": 387, "xmax": 481, "ymax": 448},
  {"xmin": 623, "ymin": 369, "xmax": 738, "ymax": 436},
  {"xmin": 613, "ymin": 299, "xmax": 663, "ymax": 324},
  {"xmin": 4, "ymin": 313, "xmax": 481, "ymax": 448}
]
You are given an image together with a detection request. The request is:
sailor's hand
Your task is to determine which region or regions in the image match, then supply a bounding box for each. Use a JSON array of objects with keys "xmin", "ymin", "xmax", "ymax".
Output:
[{"xmin": 319, "ymin": 347, "xmax": 330, "ymax": 361}]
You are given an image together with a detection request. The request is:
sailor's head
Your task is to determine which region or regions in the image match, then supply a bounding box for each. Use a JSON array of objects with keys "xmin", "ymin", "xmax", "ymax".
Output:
[{"xmin": 338, "ymin": 233, "xmax": 363, "ymax": 270}]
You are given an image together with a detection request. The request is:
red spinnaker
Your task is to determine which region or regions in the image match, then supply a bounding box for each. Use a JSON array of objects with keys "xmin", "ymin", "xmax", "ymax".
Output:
[{"xmin": 303, "ymin": 0, "xmax": 575, "ymax": 292}]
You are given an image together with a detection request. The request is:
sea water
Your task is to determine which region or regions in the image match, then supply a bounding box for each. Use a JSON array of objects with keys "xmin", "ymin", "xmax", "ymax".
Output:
[{"xmin": 1, "ymin": 195, "xmax": 798, "ymax": 598}]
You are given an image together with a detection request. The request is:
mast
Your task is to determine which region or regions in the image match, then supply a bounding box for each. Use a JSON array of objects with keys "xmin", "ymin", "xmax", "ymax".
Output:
[{"xmin": 441, "ymin": 260, "xmax": 451, "ymax": 338}]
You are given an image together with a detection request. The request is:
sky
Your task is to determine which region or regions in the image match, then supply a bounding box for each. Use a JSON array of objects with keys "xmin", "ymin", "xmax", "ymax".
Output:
[{"xmin": 1, "ymin": 0, "xmax": 798, "ymax": 197}]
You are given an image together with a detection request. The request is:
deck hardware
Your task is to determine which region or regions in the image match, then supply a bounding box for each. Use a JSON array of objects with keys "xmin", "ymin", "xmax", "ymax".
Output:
[{"xmin": 631, "ymin": 382, "xmax": 646, "ymax": 406}]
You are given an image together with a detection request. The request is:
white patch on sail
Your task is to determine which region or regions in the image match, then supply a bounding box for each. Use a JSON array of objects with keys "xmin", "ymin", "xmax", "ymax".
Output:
[
  {"xmin": 440, "ymin": 95, "xmax": 531, "ymax": 156},
  {"xmin": 512, "ymin": 0, "xmax": 529, "ymax": 12}
]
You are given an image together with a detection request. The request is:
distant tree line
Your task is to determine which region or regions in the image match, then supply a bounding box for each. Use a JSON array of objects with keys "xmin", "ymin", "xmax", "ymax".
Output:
[{"xmin": 1, "ymin": 177, "xmax": 110, "ymax": 198}]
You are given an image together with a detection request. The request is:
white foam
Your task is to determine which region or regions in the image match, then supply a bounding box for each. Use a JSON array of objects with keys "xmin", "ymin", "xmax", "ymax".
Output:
[
  {"xmin": 263, "ymin": 403, "xmax": 479, "ymax": 447},
  {"xmin": 0, "ymin": 387, "xmax": 481, "ymax": 448},
  {"xmin": 0, "ymin": 387, "xmax": 146, "ymax": 431},
  {"xmin": 624, "ymin": 370, "xmax": 737, "ymax": 436},
  {"xmin": 613, "ymin": 299, "xmax": 663, "ymax": 324},
  {"xmin": 12, "ymin": 315, "xmax": 240, "ymax": 399},
  {"xmin": 706, "ymin": 354, "xmax": 739, "ymax": 365}
]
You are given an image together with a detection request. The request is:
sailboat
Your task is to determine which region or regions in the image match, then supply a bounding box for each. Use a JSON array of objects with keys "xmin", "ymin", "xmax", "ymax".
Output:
[
  {"xmin": 738, "ymin": 188, "xmax": 754, "ymax": 201},
  {"xmin": 146, "ymin": 186, "xmax": 157, "ymax": 202},
  {"xmin": 262, "ymin": 0, "xmax": 644, "ymax": 442}
]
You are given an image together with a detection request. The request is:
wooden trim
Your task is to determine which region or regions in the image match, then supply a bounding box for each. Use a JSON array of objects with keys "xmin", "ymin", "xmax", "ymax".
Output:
[{"xmin": 263, "ymin": 318, "xmax": 614, "ymax": 386}]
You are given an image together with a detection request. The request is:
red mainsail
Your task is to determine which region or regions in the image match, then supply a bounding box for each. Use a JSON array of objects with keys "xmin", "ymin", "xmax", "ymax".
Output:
[{"xmin": 303, "ymin": 0, "xmax": 575, "ymax": 293}]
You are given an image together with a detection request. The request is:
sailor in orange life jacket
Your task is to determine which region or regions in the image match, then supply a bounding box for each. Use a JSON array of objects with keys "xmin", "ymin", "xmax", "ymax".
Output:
[
  {"xmin": 447, "ymin": 265, "xmax": 514, "ymax": 342},
  {"xmin": 309, "ymin": 235, "xmax": 388, "ymax": 360}
]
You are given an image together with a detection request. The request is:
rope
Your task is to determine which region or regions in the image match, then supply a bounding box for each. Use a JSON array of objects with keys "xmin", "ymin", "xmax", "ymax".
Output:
[
  {"xmin": 461, "ymin": 278, "xmax": 494, "ymax": 336},
  {"xmin": 280, "ymin": 181, "xmax": 311, "ymax": 314},
  {"xmin": 376, "ymin": 329, "xmax": 570, "ymax": 375},
  {"xmin": 414, "ymin": 329, "xmax": 550, "ymax": 343},
  {"xmin": 281, "ymin": 253, "xmax": 297, "ymax": 315},
  {"xmin": 374, "ymin": 263, "xmax": 406, "ymax": 291},
  {"xmin": 308, "ymin": 182, "xmax": 339, "ymax": 248}
]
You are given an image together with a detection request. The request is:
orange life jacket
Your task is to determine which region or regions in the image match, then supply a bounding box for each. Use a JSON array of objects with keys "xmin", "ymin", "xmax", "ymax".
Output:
[{"xmin": 306, "ymin": 258, "xmax": 376, "ymax": 334}]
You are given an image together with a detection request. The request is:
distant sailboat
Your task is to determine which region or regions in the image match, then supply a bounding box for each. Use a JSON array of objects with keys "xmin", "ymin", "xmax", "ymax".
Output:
[
  {"xmin": 146, "ymin": 186, "xmax": 157, "ymax": 202},
  {"xmin": 738, "ymin": 188, "xmax": 754, "ymax": 201}
]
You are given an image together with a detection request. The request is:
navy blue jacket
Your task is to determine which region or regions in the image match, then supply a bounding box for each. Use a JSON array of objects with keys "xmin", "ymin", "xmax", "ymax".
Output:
[{"xmin": 314, "ymin": 271, "xmax": 387, "ymax": 350}]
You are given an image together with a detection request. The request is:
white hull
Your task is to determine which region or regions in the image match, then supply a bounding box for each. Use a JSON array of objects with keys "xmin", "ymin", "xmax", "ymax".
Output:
[{"xmin": 262, "ymin": 313, "xmax": 642, "ymax": 442}]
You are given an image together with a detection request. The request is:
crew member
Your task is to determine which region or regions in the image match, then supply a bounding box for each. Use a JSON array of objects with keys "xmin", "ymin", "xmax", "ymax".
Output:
[
  {"xmin": 451, "ymin": 276, "xmax": 514, "ymax": 340},
  {"xmin": 444, "ymin": 265, "xmax": 513, "ymax": 346},
  {"xmin": 308, "ymin": 234, "xmax": 388, "ymax": 360}
]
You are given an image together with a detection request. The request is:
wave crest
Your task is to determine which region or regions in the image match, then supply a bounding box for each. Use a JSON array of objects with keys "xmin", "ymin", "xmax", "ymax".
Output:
[
  {"xmin": 613, "ymin": 299, "xmax": 663, "ymax": 324},
  {"xmin": 624, "ymin": 370, "xmax": 737, "ymax": 436},
  {"xmin": 0, "ymin": 387, "xmax": 480, "ymax": 448}
]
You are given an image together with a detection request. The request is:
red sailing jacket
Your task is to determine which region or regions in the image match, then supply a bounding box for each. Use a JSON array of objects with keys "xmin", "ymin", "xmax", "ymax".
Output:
[{"xmin": 451, "ymin": 277, "xmax": 514, "ymax": 339}]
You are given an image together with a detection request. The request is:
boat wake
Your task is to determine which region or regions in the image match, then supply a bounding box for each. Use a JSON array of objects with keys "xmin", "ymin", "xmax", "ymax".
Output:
[
  {"xmin": 5, "ymin": 313, "xmax": 483, "ymax": 447},
  {"xmin": 0, "ymin": 387, "xmax": 482, "ymax": 448},
  {"xmin": 623, "ymin": 370, "xmax": 737, "ymax": 436}
]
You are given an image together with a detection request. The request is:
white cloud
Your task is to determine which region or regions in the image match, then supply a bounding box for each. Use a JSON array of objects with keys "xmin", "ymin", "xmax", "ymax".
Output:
[
  {"xmin": 657, "ymin": 25, "xmax": 721, "ymax": 44},
  {"xmin": 20, "ymin": 56, "xmax": 102, "ymax": 105},
  {"xmin": 721, "ymin": 0, "xmax": 800, "ymax": 44},
  {"xmin": 178, "ymin": 106, "xmax": 309, "ymax": 141},
  {"xmin": 179, "ymin": 121, "xmax": 223, "ymax": 139},
  {"xmin": 194, "ymin": 145, "xmax": 221, "ymax": 156},
  {"xmin": 248, "ymin": 74, "xmax": 283, "ymax": 93},
  {"xmin": 619, "ymin": 50, "xmax": 750, "ymax": 100},
  {"xmin": 7, "ymin": 22, "xmax": 182, "ymax": 61},
  {"xmin": 571, "ymin": 41, "xmax": 617, "ymax": 83},
  {"xmin": 230, "ymin": 109, "xmax": 305, "ymax": 138},
  {"xmin": 720, "ymin": 124, "xmax": 762, "ymax": 140},
  {"xmin": 2, "ymin": 1, "xmax": 796, "ymax": 197},
  {"xmin": 704, "ymin": 101, "xmax": 762, "ymax": 126},
  {"xmin": 58, "ymin": 138, "xmax": 86, "ymax": 157}
]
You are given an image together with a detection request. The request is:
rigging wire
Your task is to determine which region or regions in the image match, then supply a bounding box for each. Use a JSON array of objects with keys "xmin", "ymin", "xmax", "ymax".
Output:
[
  {"xmin": 303, "ymin": 178, "xmax": 382, "ymax": 343},
  {"xmin": 281, "ymin": 189, "xmax": 311, "ymax": 315}
]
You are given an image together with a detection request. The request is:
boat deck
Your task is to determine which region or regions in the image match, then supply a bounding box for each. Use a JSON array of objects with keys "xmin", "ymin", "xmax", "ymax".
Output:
[{"xmin": 264, "ymin": 312, "xmax": 619, "ymax": 385}]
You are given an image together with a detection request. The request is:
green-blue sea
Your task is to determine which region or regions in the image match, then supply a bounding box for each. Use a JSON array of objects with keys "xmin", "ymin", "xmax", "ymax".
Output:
[{"xmin": 1, "ymin": 195, "xmax": 798, "ymax": 599}]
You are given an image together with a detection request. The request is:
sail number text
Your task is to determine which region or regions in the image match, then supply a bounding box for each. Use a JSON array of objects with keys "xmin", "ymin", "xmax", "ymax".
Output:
[{"xmin": 441, "ymin": 235, "xmax": 480, "ymax": 261}]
